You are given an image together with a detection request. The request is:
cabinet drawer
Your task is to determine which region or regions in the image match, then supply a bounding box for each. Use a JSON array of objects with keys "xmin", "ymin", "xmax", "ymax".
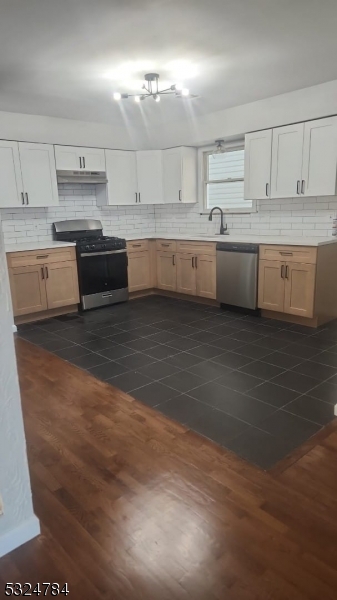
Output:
[
  {"xmin": 127, "ymin": 239, "xmax": 149, "ymax": 253},
  {"xmin": 156, "ymin": 239, "xmax": 177, "ymax": 251},
  {"xmin": 176, "ymin": 240, "xmax": 216, "ymax": 256},
  {"xmin": 7, "ymin": 247, "xmax": 77, "ymax": 268},
  {"xmin": 259, "ymin": 245, "xmax": 317, "ymax": 264}
]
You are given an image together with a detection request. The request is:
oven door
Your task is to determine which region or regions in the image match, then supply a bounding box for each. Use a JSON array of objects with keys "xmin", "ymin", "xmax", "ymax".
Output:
[{"xmin": 78, "ymin": 249, "xmax": 128, "ymax": 309}]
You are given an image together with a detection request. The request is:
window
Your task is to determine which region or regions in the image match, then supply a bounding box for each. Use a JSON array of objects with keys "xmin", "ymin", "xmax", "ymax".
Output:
[{"xmin": 201, "ymin": 146, "xmax": 253, "ymax": 213}]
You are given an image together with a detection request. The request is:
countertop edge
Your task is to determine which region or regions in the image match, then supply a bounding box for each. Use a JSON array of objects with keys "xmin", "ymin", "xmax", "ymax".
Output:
[
  {"xmin": 124, "ymin": 234, "xmax": 337, "ymax": 247},
  {"xmin": 5, "ymin": 241, "xmax": 76, "ymax": 253}
]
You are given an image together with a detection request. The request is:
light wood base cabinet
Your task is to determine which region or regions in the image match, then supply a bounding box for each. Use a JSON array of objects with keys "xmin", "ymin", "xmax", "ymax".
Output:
[
  {"xmin": 176, "ymin": 252, "xmax": 217, "ymax": 299},
  {"xmin": 45, "ymin": 261, "xmax": 80, "ymax": 309},
  {"xmin": 258, "ymin": 244, "xmax": 337, "ymax": 325},
  {"xmin": 196, "ymin": 254, "xmax": 217, "ymax": 299},
  {"xmin": 156, "ymin": 252, "xmax": 176, "ymax": 291},
  {"xmin": 7, "ymin": 247, "xmax": 79, "ymax": 320},
  {"xmin": 176, "ymin": 253, "xmax": 196, "ymax": 295},
  {"xmin": 9, "ymin": 265, "xmax": 48, "ymax": 316},
  {"xmin": 127, "ymin": 251, "xmax": 151, "ymax": 292}
]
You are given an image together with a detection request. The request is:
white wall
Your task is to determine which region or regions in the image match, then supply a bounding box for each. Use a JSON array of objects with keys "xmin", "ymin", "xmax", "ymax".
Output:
[
  {"xmin": 138, "ymin": 79, "xmax": 337, "ymax": 149},
  {"xmin": 1, "ymin": 79, "xmax": 337, "ymax": 151},
  {"xmin": 0, "ymin": 216, "xmax": 39, "ymax": 557},
  {"xmin": 0, "ymin": 111, "xmax": 137, "ymax": 150}
]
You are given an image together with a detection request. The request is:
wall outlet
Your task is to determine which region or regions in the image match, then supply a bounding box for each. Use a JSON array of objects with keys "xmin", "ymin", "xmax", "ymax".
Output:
[{"xmin": 0, "ymin": 494, "xmax": 3, "ymax": 516}]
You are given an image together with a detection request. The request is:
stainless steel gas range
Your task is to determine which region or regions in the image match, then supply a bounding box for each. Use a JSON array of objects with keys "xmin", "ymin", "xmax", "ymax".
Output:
[{"xmin": 54, "ymin": 219, "xmax": 128, "ymax": 310}]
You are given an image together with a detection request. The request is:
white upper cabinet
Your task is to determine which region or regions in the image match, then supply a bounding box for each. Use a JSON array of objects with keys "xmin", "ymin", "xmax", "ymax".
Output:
[
  {"xmin": 0, "ymin": 141, "xmax": 24, "ymax": 208},
  {"xmin": 0, "ymin": 141, "xmax": 58, "ymax": 208},
  {"xmin": 163, "ymin": 147, "xmax": 197, "ymax": 204},
  {"xmin": 301, "ymin": 117, "xmax": 337, "ymax": 197},
  {"xmin": 136, "ymin": 150, "xmax": 163, "ymax": 205},
  {"xmin": 271, "ymin": 123, "xmax": 304, "ymax": 198},
  {"xmin": 19, "ymin": 143, "xmax": 59, "ymax": 207},
  {"xmin": 104, "ymin": 150, "xmax": 138, "ymax": 205},
  {"xmin": 244, "ymin": 130, "xmax": 272, "ymax": 200},
  {"xmin": 54, "ymin": 145, "xmax": 105, "ymax": 171}
]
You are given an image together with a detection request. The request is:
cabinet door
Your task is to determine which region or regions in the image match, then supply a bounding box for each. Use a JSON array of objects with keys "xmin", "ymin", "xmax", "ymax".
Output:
[
  {"xmin": 156, "ymin": 252, "xmax": 177, "ymax": 291},
  {"xmin": 82, "ymin": 148, "xmax": 105, "ymax": 171},
  {"xmin": 284, "ymin": 262, "xmax": 315, "ymax": 318},
  {"xmin": 105, "ymin": 150, "xmax": 138, "ymax": 205},
  {"xmin": 54, "ymin": 145, "xmax": 81, "ymax": 170},
  {"xmin": 45, "ymin": 261, "xmax": 80, "ymax": 309},
  {"xmin": 301, "ymin": 117, "xmax": 337, "ymax": 197},
  {"xmin": 0, "ymin": 140, "xmax": 24, "ymax": 208},
  {"xmin": 196, "ymin": 254, "xmax": 216, "ymax": 299},
  {"xmin": 19, "ymin": 143, "xmax": 59, "ymax": 207},
  {"xmin": 271, "ymin": 124, "xmax": 304, "ymax": 198},
  {"xmin": 8, "ymin": 265, "xmax": 47, "ymax": 317},
  {"xmin": 163, "ymin": 148, "xmax": 182, "ymax": 203},
  {"xmin": 258, "ymin": 260, "xmax": 285, "ymax": 312},
  {"xmin": 244, "ymin": 130, "xmax": 272, "ymax": 200},
  {"xmin": 176, "ymin": 253, "xmax": 196, "ymax": 295},
  {"xmin": 128, "ymin": 251, "xmax": 151, "ymax": 292},
  {"xmin": 136, "ymin": 150, "xmax": 163, "ymax": 204}
]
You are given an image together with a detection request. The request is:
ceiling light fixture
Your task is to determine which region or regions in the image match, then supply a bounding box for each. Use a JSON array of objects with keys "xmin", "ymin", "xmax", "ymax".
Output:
[{"xmin": 113, "ymin": 73, "xmax": 192, "ymax": 103}]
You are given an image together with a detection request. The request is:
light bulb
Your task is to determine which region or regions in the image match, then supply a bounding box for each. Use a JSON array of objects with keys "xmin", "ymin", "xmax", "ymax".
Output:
[
  {"xmin": 154, "ymin": 94, "xmax": 160, "ymax": 102},
  {"xmin": 135, "ymin": 95, "xmax": 140, "ymax": 103},
  {"xmin": 181, "ymin": 88, "xmax": 189, "ymax": 96},
  {"xmin": 175, "ymin": 82, "xmax": 183, "ymax": 91},
  {"xmin": 113, "ymin": 92, "xmax": 122, "ymax": 101}
]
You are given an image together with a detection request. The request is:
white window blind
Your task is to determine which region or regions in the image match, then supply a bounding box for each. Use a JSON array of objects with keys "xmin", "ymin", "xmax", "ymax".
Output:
[{"xmin": 204, "ymin": 147, "xmax": 252, "ymax": 212}]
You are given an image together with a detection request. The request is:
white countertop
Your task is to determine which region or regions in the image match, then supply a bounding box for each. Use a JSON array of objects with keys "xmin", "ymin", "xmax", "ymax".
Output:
[
  {"xmin": 5, "ymin": 241, "xmax": 76, "ymax": 253},
  {"xmin": 125, "ymin": 233, "xmax": 337, "ymax": 247}
]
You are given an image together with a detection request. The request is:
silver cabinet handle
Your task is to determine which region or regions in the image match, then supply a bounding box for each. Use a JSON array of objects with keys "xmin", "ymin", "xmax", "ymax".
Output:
[
  {"xmin": 135, "ymin": 192, "xmax": 138, "ymax": 203},
  {"xmin": 281, "ymin": 265, "xmax": 285, "ymax": 279},
  {"xmin": 195, "ymin": 256, "xmax": 198, "ymax": 269},
  {"xmin": 179, "ymin": 189, "xmax": 182, "ymax": 201},
  {"xmin": 296, "ymin": 180, "xmax": 301, "ymax": 195},
  {"xmin": 41, "ymin": 267, "xmax": 44, "ymax": 280},
  {"xmin": 301, "ymin": 180, "xmax": 305, "ymax": 194},
  {"xmin": 45, "ymin": 266, "xmax": 49, "ymax": 279},
  {"xmin": 266, "ymin": 182, "xmax": 269, "ymax": 197},
  {"xmin": 21, "ymin": 192, "xmax": 24, "ymax": 205},
  {"xmin": 79, "ymin": 157, "xmax": 82, "ymax": 168},
  {"xmin": 36, "ymin": 254, "xmax": 49, "ymax": 259},
  {"xmin": 285, "ymin": 265, "xmax": 289, "ymax": 279},
  {"xmin": 139, "ymin": 193, "xmax": 141, "ymax": 203},
  {"xmin": 172, "ymin": 254, "xmax": 175, "ymax": 266},
  {"xmin": 25, "ymin": 192, "xmax": 29, "ymax": 205},
  {"xmin": 280, "ymin": 251, "xmax": 293, "ymax": 256},
  {"xmin": 83, "ymin": 156, "xmax": 86, "ymax": 168}
]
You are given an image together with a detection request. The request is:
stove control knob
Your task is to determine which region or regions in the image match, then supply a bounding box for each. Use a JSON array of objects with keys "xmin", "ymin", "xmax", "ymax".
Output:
[
  {"xmin": 90, "ymin": 244, "xmax": 95, "ymax": 250},
  {"xmin": 85, "ymin": 245, "xmax": 90, "ymax": 251}
]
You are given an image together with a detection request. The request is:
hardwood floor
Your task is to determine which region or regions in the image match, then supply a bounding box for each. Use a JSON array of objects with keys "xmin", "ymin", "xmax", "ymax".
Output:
[{"xmin": 2, "ymin": 338, "xmax": 337, "ymax": 599}]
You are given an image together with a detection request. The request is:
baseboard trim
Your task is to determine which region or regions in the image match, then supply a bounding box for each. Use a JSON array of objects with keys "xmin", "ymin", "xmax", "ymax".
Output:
[
  {"xmin": 12, "ymin": 324, "xmax": 17, "ymax": 333},
  {"xmin": 0, "ymin": 515, "xmax": 40, "ymax": 558}
]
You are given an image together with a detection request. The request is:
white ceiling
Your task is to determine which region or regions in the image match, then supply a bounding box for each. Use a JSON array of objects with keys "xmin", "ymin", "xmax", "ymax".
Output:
[{"xmin": 1, "ymin": 0, "xmax": 337, "ymax": 128}]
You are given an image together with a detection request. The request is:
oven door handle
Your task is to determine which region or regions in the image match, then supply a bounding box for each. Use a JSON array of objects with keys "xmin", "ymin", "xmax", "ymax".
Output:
[{"xmin": 80, "ymin": 249, "xmax": 127, "ymax": 257}]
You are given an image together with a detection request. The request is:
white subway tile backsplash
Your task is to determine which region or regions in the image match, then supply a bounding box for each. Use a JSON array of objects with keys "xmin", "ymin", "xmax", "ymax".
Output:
[{"xmin": 0, "ymin": 186, "xmax": 335, "ymax": 243}]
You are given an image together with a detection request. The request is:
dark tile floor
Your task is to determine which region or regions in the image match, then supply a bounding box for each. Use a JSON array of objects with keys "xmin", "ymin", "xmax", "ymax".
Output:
[{"xmin": 17, "ymin": 296, "xmax": 337, "ymax": 470}]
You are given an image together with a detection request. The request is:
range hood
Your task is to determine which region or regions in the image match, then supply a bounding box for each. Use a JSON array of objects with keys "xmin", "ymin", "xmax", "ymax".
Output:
[{"xmin": 57, "ymin": 170, "xmax": 108, "ymax": 184}]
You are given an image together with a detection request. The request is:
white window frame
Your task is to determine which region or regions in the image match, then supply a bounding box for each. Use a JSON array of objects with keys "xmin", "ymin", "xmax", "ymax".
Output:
[{"xmin": 198, "ymin": 142, "xmax": 256, "ymax": 214}]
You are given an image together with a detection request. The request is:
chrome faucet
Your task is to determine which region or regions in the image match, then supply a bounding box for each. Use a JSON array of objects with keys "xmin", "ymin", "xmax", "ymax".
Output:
[{"xmin": 208, "ymin": 206, "xmax": 228, "ymax": 235}]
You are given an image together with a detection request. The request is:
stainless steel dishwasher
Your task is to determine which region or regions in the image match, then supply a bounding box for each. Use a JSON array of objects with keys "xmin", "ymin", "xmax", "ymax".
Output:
[{"xmin": 216, "ymin": 242, "xmax": 259, "ymax": 309}]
